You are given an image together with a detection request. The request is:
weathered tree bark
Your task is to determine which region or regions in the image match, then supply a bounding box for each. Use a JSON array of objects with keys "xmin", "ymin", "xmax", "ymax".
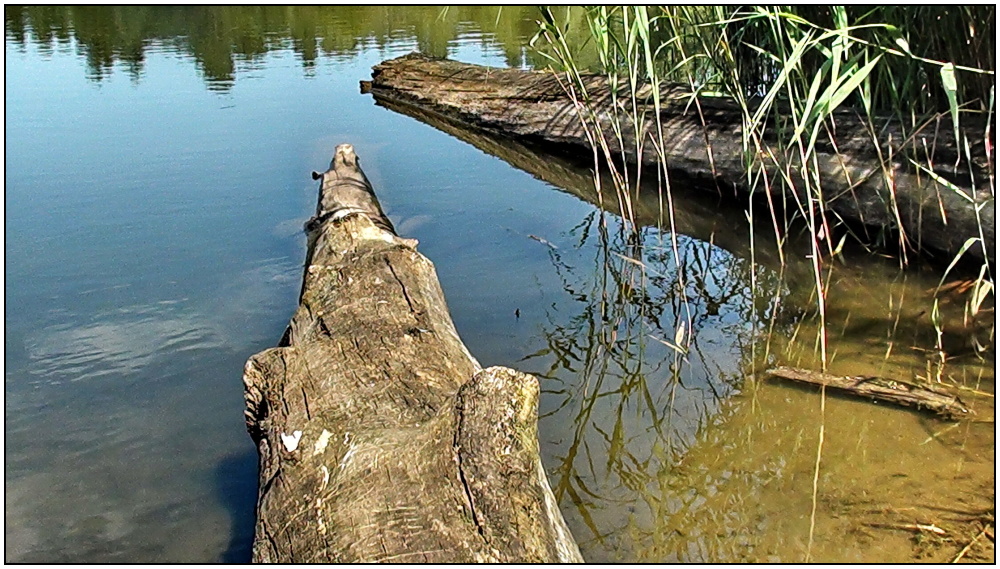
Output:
[
  {"xmin": 367, "ymin": 93, "xmax": 800, "ymax": 277},
  {"xmin": 363, "ymin": 53, "xmax": 995, "ymax": 265},
  {"xmin": 242, "ymin": 144, "xmax": 583, "ymax": 563},
  {"xmin": 766, "ymin": 366, "xmax": 972, "ymax": 420}
]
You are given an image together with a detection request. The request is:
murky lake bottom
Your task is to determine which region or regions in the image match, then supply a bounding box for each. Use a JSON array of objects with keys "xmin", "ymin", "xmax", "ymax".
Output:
[{"xmin": 5, "ymin": 6, "xmax": 994, "ymax": 563}]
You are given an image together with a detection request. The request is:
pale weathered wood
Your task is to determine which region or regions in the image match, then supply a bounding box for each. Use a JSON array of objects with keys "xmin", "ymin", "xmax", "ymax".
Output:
[
  {"xmin": 363, "ymin": 53, "xmax": 995, "ymax": 265},
  {"xmin": 366, "ymin": 94, "xmax": 799, "ymax": 277},
  {"xmin": 242, "ymin": 144, "xmax": 583, "ymax": 563},
  {"xmin": 766, "ymin": 366, "xmax": 973, "ymax": 420}
]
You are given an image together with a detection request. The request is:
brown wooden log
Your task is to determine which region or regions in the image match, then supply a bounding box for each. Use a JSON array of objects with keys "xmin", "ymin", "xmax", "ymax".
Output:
[
  {"xmin": 765, "ymin": 365, "xmax": 973, "ymax": 420},
  {"xmin": 242, "ymin": 144, "xmax": 583, "ymax": 563},
  {"xmin": 367, "ymin": 93, "xmax": 800, "ymax": 278},
  {"xmin": 363, "ymin": 53, "xmax": 995, "ymax": 265}
]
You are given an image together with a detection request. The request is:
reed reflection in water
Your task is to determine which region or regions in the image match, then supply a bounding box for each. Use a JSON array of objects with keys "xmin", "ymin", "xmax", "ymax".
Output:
[
  {"xmin": 474, "ymin": 135, "xmax": 993, "ymax": 561},
  {"xmin": 517, "ymin": 207, "xmax": 779, "ymax": 560},
  {"xmin": 517, "ymin": 201, "xmax": 993, "ymax": 561}
]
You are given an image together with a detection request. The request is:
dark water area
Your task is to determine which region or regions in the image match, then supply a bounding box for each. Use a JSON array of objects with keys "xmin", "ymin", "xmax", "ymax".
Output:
[{"xmin": 5, "ymin": 6, "xmax": 994, "ymax": 563}]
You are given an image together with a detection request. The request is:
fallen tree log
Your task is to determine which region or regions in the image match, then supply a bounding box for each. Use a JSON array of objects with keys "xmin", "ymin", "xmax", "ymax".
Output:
[
  {"xmin": 765, "ymin": 366, "xmax": 973, "ymax": 420},
  {"xmin": 368, "ymin": 95, "xmax": 995, "ymax": 352},
  {"xmin": 242, "ymin": 144, "xmax": 583, "ymax": 563},
  {"xmin": 363, "ymin": 53, "xmax": 995, "ymax": 265},
  {"xmin": 368, "ymin": 92, "xmax": 808, "ymax": 278}
]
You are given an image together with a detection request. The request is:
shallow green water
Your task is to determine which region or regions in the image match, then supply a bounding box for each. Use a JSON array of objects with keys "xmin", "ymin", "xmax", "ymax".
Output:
[{"xmin": 5, "ymin": 6, "xmax": 993, "ymax": 563}]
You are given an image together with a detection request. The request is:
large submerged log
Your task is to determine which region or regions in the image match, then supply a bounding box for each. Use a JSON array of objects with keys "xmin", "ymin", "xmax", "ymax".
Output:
[
  {"xmin": 242, "ymin": 144, "xmax": 582, "ymax": 563},
  {"xmin": 363, "ymin": 53, "xmax": 995, "ymax": 264}
]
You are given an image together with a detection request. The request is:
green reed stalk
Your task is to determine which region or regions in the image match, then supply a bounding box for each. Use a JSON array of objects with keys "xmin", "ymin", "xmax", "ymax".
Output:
[
  {"xmin": 533, "ymin": 7, "xmax": 993, "ymax": 560},
  {"xmin": 534, "ymin": 7, "xmax": 696, "ymax": 363},
  {"xmin": 533, "ymin": 6, "xmax": 995, "ymax": 367}
]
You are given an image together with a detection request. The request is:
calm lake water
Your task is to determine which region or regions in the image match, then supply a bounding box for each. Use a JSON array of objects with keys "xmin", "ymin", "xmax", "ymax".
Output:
[{"xmin": 5, "ymin": 6, "xmax": 994, "ymax": 563}]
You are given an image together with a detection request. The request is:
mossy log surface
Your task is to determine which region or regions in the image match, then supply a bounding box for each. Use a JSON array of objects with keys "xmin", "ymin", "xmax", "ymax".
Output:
[
  {"xmin": 364, "ymin": 53, "xmax": 995, "ymax": 265},
  {"xmin": 242, "ymin": 144, "xmax": 582, "ymax": 563}
]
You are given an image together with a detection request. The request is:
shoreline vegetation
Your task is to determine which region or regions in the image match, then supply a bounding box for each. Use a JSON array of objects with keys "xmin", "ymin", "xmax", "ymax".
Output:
[
  {"xmin": 364, "ymin": 53, "xmax": 994, "ymax": 266},
  {"xmin": 529, "ymin": 6, "xmax": 993, "ymax": 325},
  {"xmin": 363, "ymin": 48, "xmax": 994, "ymax": 375},
  {"xmin": 526, "ymin": 8, "xmax": 994, "ymax": 562}
]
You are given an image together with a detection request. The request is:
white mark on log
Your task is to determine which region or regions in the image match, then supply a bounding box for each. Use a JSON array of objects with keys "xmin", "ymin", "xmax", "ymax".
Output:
[
  {"xmin": 316, "ymin": 498, "xmax": 327, "ymax": 535},
  {"xmin": 313, "ymin": 429, "xmax": 333, "ymax": 456},
  {"xmin": 340, "ymin": 441, "xmax": 358, "ymax": 471},
  {"xmin": 320, "ymin": 465, "xmax": 330, "ymax": 489},
  {"xmin": 352, "ymin": 221, "xmax": 398, "ymax": 244},
  {"xmin": 330, "ymin": 207, "xmax": 370, "ymax": 223},
  {"xmin": 280, "ymin": 430, "xmax": 303, "ymax": 452}
]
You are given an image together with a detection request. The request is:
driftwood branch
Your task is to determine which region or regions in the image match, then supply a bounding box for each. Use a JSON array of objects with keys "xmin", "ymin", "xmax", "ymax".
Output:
[
  {"xmin": 242, "ymin": 144, "xmax": 582, "ymax": 563},
  {"xmin": 765, "ymin": 366, "xmax": 973, "ymax": 420},
  {"xmin": 363, "ymin": 53, "xmax": 994, "ymax": 265}
]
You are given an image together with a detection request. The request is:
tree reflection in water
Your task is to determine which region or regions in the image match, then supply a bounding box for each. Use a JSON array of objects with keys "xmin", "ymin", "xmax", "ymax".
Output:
[{"xmin": 4, "ymin": 6, "xmax": 595, "ymax": 89}]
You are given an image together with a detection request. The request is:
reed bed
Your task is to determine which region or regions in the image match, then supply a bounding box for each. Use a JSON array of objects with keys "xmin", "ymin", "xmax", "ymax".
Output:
[
  {"xmin": 531, "ymin": 7, "xmax": 994, "ymax": 561},
  {"xmin": 532, "ymin": 5, "xmax": 994, "ymax": 366}
]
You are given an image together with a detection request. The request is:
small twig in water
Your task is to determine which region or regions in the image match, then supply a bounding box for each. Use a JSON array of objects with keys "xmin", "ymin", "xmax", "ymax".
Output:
[
  {"xmin": 920, "ymin": 422, "xmax": 961, "ymax": 445},
  {"xmin": 951, "ymin": 524, "xmax": 990, "ymax": 563},
  {"xmin": 863, "ymin": 521, "xmax": 948, "ymax": 536},
  {"xmin": 527, "ymin": 234, "xmax": 558, "ymax": 249}
]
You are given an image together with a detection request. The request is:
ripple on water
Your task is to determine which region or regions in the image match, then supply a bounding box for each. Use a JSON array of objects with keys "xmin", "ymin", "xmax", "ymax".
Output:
[{"xmin": 24, "ymin": 309, "xmax": 224, "ymax": 387}]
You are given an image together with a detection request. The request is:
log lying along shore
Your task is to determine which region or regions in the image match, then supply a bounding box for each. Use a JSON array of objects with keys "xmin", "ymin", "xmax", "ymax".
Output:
[
  {"xmin": 242, "ymin": 144, "xmax": 582, "ymax": 563},
  {"xmin": 363, "ymin": 53, "xmax": 995, "ymax": 265},
  {"xmin": 367, "ymin": 94, "xmax": 993, "ymax": 359},
  {"xmin": 368, "ymin": 90, "xmax": 803, "ymax": 278}
]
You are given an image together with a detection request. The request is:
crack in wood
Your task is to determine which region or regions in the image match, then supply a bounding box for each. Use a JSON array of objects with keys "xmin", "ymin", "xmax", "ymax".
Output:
[
  {"xmin": 258, "ymin": 466, "xmax": 283, "ymax": 505},
  {"xmin": 300, "ymin": 387, "xmax": 312, "ymax": 421},
  {"xmin": 385, "ymin": 257, "xmax": 417, "ymax": 315},
  {"xmin": 260, "ymin": 518, "xmax": 280, "ymax": 562},
  {"xmin": 316, "ymin": 315, "xmax": 333, "ymax": 338},
  {"xmin": 453, "ymin": 405, "xmax": 487, "ymax": 544}
]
